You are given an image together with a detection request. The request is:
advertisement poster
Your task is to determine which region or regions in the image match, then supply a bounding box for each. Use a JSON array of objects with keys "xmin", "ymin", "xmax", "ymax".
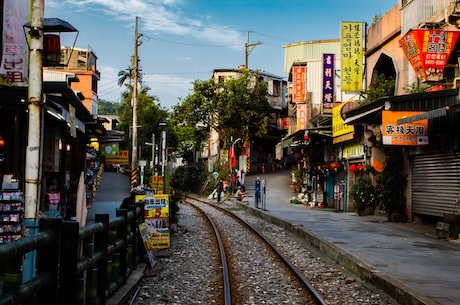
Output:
[{"xmin": 136, "ymin": 194, "xmax": 170, "ymax": 252}]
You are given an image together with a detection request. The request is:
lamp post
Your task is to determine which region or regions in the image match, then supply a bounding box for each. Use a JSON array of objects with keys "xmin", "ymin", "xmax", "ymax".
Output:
[{"xmin": 145, "ymin": 133, "xmax": 155, "ymax": 170}]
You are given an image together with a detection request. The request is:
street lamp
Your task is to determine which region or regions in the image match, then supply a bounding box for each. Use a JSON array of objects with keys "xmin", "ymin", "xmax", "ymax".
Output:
[
  {"xmin": 145, "ymin": 133, "xmax": 155, "ymax": 170},
  {"xmin": 159, "ymin": 122, "xmax": 167, "ymax": 193}
]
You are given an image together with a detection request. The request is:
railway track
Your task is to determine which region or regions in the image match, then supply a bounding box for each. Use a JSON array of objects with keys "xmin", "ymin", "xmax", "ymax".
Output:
[
  {"xmin": 186, "ymin": 196, "xmax": 328, "ymax": 305},
  {"xmin": 128, "ymin": 196, "xmax": 394, "ymax": 305}
]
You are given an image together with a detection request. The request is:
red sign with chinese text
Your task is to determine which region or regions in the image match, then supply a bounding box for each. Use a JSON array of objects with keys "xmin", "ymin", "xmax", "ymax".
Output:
[
  {"xmin": 399, "ymin": 29, "xmax": 460, "ymax": 82},
  {"xmin": 293, "ymin": 66, "xmax": 306, "ymax": 103}
]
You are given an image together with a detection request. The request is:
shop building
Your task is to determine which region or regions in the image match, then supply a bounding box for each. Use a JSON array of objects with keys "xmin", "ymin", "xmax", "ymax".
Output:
[{"xmin": 343, "ymin": 0, "xmax": 460, "ymax": 223}]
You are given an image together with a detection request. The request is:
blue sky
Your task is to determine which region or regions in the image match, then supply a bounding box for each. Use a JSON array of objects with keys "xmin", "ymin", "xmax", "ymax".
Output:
[{"xmin": 45, "ymin": 0, "xmax": 396, "ymax": 109}]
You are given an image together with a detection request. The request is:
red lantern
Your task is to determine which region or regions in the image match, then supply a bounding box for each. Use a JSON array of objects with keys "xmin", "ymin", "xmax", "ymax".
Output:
[
  {"xmin": 349, "ymin": 164, "xmax": 357, "ymax": 173},
  {"xmin": 357, "ymin": 163, "xmax": 364, "ymax": 171},
  {"xmin": 329, "ymin": 161, "xmax": 341, "ymax": 171}
]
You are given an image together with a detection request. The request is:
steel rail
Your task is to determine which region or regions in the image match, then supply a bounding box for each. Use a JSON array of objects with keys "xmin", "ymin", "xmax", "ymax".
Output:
[
  {"xmin": 187, "ymin": 201, "xmax": 232, "ymax": 305},
  {"xmin": 187, "ymin": 196, "xmax": 328, "ymax": 305}
]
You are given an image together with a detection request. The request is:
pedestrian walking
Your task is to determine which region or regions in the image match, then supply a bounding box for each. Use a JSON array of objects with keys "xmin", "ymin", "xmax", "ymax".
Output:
[
  {"xmin": 255, "ymin": 176, "xmax": 261, "ymax": 208},
  {"xmin": 215, "ymin": 179, "xmax": 224, "ymax": 203}
]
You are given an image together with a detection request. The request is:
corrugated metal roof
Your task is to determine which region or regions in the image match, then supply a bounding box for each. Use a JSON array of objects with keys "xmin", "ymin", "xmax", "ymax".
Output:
[{"xmin": 283, "ymin": 39, "xmax": 340, "ymax": 74}]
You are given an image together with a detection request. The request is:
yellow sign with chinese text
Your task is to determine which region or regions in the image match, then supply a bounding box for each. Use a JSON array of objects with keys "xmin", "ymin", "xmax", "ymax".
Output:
[{"xmin": 341, "ymin": 22, "xmax": 364, "ymax": 92}]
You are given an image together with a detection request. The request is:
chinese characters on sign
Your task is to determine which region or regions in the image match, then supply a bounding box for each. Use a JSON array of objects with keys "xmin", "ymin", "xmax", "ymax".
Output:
[
  {"xmin": 340, "ymin": 22, "xmax": 364, "ymax": 92},
  {"xmin": 332, "ymin": 102, "xmax": 354, "ymax": 138},
  {"xmin": 382, "ymin": 111, "xmax": 429, "ymax": 146},
  {"xmin": 137, "ymin": 194, "xmax": 171, "ymax": 267},
  {"xmin": 296, "ymin": 103, "xmax": 307, "ymax": 131},
  {"xmin": 323, "ymin": 54, "xmax": 335, "ymax": 113},
  {"xmin": 292, "ymin": 66, "xmax": 306, "ymax": 103},
  {"xmin": 399, "ymin": 29, "xmax": 460, "ymax": 82},
  {"xmin": 0, "ymin": 1, "xmax": 30, "ymax": 87}
]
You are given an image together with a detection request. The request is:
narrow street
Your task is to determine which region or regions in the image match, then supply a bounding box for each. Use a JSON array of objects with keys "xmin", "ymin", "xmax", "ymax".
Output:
[{"xmin": 86, "ymin": 171, "xmax": 131, "ymax": 224}]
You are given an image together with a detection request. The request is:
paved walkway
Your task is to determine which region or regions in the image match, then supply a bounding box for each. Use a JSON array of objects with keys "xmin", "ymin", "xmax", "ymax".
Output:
[{"xmin": 240, "ymin": 170, "xmax": 460, "ymax": 305}]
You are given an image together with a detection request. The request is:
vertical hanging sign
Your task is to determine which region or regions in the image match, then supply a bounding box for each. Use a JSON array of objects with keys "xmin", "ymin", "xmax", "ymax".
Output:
[
  {"xmin": 292, "ymin": 66, "xmax": 306, "ymax": 103},
  {"xmin": 0, "ymin": 0, "xmax": 30, "ymax": 87},
  {"xmin": 296, "ymin": 103, "xmax": 307, "ymax": 131},
  {"xmin": 341, "ymin": 22, "xmax": 364, "ymax": 92},
  {"xmin": 323, "ymin": 53, "xmax": 335, "ymax": 113}
]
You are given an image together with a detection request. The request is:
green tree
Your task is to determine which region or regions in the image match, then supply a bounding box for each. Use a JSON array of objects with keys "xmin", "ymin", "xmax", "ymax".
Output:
[
  {"xmin": 173, "ymin": 69, "xmax": 271, "ymax": 151},
  {"xmin": 98, "ymin": 100, "xmax": 122, "ymax": 115}
]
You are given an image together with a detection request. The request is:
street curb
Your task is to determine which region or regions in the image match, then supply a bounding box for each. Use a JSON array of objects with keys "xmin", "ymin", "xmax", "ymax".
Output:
[{"xmin": 106, "ymin": 263, "xmax": 147, "ymax": 305}]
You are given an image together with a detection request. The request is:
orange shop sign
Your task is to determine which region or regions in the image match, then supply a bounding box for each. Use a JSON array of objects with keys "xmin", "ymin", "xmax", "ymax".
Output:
[
  {"xmin": 399, "ymin": 29, "xmax": 460, "ymax": 82},
  {"xmin": 382, "ymin": 111, "xmax": 429, "ymax": 146}
]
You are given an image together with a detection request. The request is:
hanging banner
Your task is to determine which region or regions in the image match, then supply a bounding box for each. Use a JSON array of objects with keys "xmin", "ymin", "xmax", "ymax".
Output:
[
  {"xmin": 322, "ymin": 54, "xmax": 335, "ymax": 113},
  {"xmin": 399, "ymin": 29, "xmax": 460, "ymax": 82},
  {"xmin": 382, "ymin": 110, "xmax": 429, "ymax": 146},
  {"xmin": 292, "ymin": 66, "xmax": 306, "ymax": 103},
  {"xmin": 296, "ymin": 103, "xmax": 307, "ymax": 131},
  {"xmin": 340, "ymin": 22, "xmax": 364, "ymax": 92},
  {"xmin": 0, "ymin": 0, "xmax": 30, "ymax": 87}
]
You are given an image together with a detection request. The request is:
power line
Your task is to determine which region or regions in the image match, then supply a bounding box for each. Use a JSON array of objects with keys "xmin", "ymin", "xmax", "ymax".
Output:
[{"xmin": 142, "ymin": 35, "xmax": 243, "ymax": 48}]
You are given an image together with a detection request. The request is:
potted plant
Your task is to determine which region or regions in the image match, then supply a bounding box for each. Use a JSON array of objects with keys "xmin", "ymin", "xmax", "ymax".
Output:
[
  {"xmin": 351, "ymin": 175, "xmax": 377, "ymax": 216},
  {"xmin": 291, "ymin": 169, "xmax": 302, "ymax": 192},
  {"xmin": 376, "ymin": 149, "xmax": 407, "ymax": 222}
]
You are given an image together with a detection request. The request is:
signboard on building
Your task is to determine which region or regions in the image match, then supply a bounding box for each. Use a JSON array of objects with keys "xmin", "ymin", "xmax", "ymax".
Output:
[
  {"xmin": 342, "ymin": 138, "xmax": 364, "ymax": 159},
  {"xmin": 332, "ymin": 102, "xmax": 354, "ymax": 138},
  {"xmin": 0, "ymin": 1, "xmax": 30, "ymax": 87},
  {"xmin": 296, "ymin": 103, "xmax": 307, "ymax": 130},
  {"xmin": 340, "ymin": 22, "xmax": 364, "ymax": 92},
  {"xmin": 322, "ymin": 54, "xmax": 335, "ymax": 113},
  {"xmin": 382, "ymin": 111, "xmax": 429, "ymax": 146},
  {"xmin": 104, "ymin": 149, "xmax": 129, "ymax": 165},
  {"xmin": 292, "ymin": 66, "xmax": 306, "ymax": 103},
  {"xmin": 399, "ymin": 29, "xmax": 460, "ymax": 82}
]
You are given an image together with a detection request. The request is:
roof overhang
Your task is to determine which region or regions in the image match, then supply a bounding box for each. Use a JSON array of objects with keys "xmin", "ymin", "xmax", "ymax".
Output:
[{"xmin": 343, "ymin": 106, "xmax": 383, "ymax": 125}]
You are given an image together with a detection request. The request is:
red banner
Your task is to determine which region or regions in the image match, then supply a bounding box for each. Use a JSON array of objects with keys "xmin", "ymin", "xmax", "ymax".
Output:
[
  {"xmin": 293, "ymin": 66, "xmax": 306, "ymax": 103},
  {"xmin": 399, "ymin": 29, "xmax": 460, "ymax": 82}
]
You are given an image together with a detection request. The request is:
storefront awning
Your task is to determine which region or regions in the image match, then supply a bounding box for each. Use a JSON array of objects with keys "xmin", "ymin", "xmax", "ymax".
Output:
[
  {"xmin": 278, "ymin": 129, "xmax": 304, "ymax": 148},
  {"xmin": 343, "ymin": 106, "xmax": 383, "ymax": 125},
  {"xmin": 396, "ymin": 106, "xmax": 449, "ymax": 124}
]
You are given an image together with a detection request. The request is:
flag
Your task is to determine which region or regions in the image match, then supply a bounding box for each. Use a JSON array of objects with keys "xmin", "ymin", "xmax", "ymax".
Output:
[{"xmin": 229, "ymin": 145, "xmax": 237, "ymax": 167}]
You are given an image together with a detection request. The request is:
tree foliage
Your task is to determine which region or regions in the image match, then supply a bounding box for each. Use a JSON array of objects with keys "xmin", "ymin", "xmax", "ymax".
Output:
[
  {"xmin": 98, "ymin": 99, "xmax": 121, "ymax": 115},
  {"xmin": 116, "ymin": 80, "xmax": 174, "ymax": 154},
  {"xmin": 172, "ymin": 69, "xmax": 271, "ymax": 151}
]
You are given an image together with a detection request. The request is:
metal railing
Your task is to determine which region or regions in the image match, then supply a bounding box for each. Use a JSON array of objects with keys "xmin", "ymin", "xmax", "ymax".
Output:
[{"xmin": 0, "ymin": 206, "xmax": 145, "ymax": 305}]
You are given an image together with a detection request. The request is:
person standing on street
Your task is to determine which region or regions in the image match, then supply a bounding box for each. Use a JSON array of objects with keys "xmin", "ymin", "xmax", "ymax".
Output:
[
  {"xmin": 215, "ymin": 179, "xmax": 224, "ymax": 203},
  {"xmin": 255, "ymin": 177, "xmax": 261, "ymax": 208}
]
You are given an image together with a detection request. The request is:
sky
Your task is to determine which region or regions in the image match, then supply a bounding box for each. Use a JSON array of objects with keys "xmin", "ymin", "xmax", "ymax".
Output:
[{"xmin": 45, "ymin": 0, "xmax": 397, "ymax": 110}]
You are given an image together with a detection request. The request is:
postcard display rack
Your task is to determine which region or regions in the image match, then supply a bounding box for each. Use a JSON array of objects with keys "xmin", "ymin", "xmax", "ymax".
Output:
[{"xmin": 0, "ymin": 180, "xmax": 24, "ymax": 244}]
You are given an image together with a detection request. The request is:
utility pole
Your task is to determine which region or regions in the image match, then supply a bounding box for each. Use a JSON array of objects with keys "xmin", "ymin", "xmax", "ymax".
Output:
[
  {"xmin": 244, "ymin": 31, "xmax": 262, "ymax": 68},
  {"xmin": 131, "ymin": 16, "xmax": 141, "ymax": 185},
  {"xmin": 23, "ymin": 0, "xmax": 44, "ymax": 281}
]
